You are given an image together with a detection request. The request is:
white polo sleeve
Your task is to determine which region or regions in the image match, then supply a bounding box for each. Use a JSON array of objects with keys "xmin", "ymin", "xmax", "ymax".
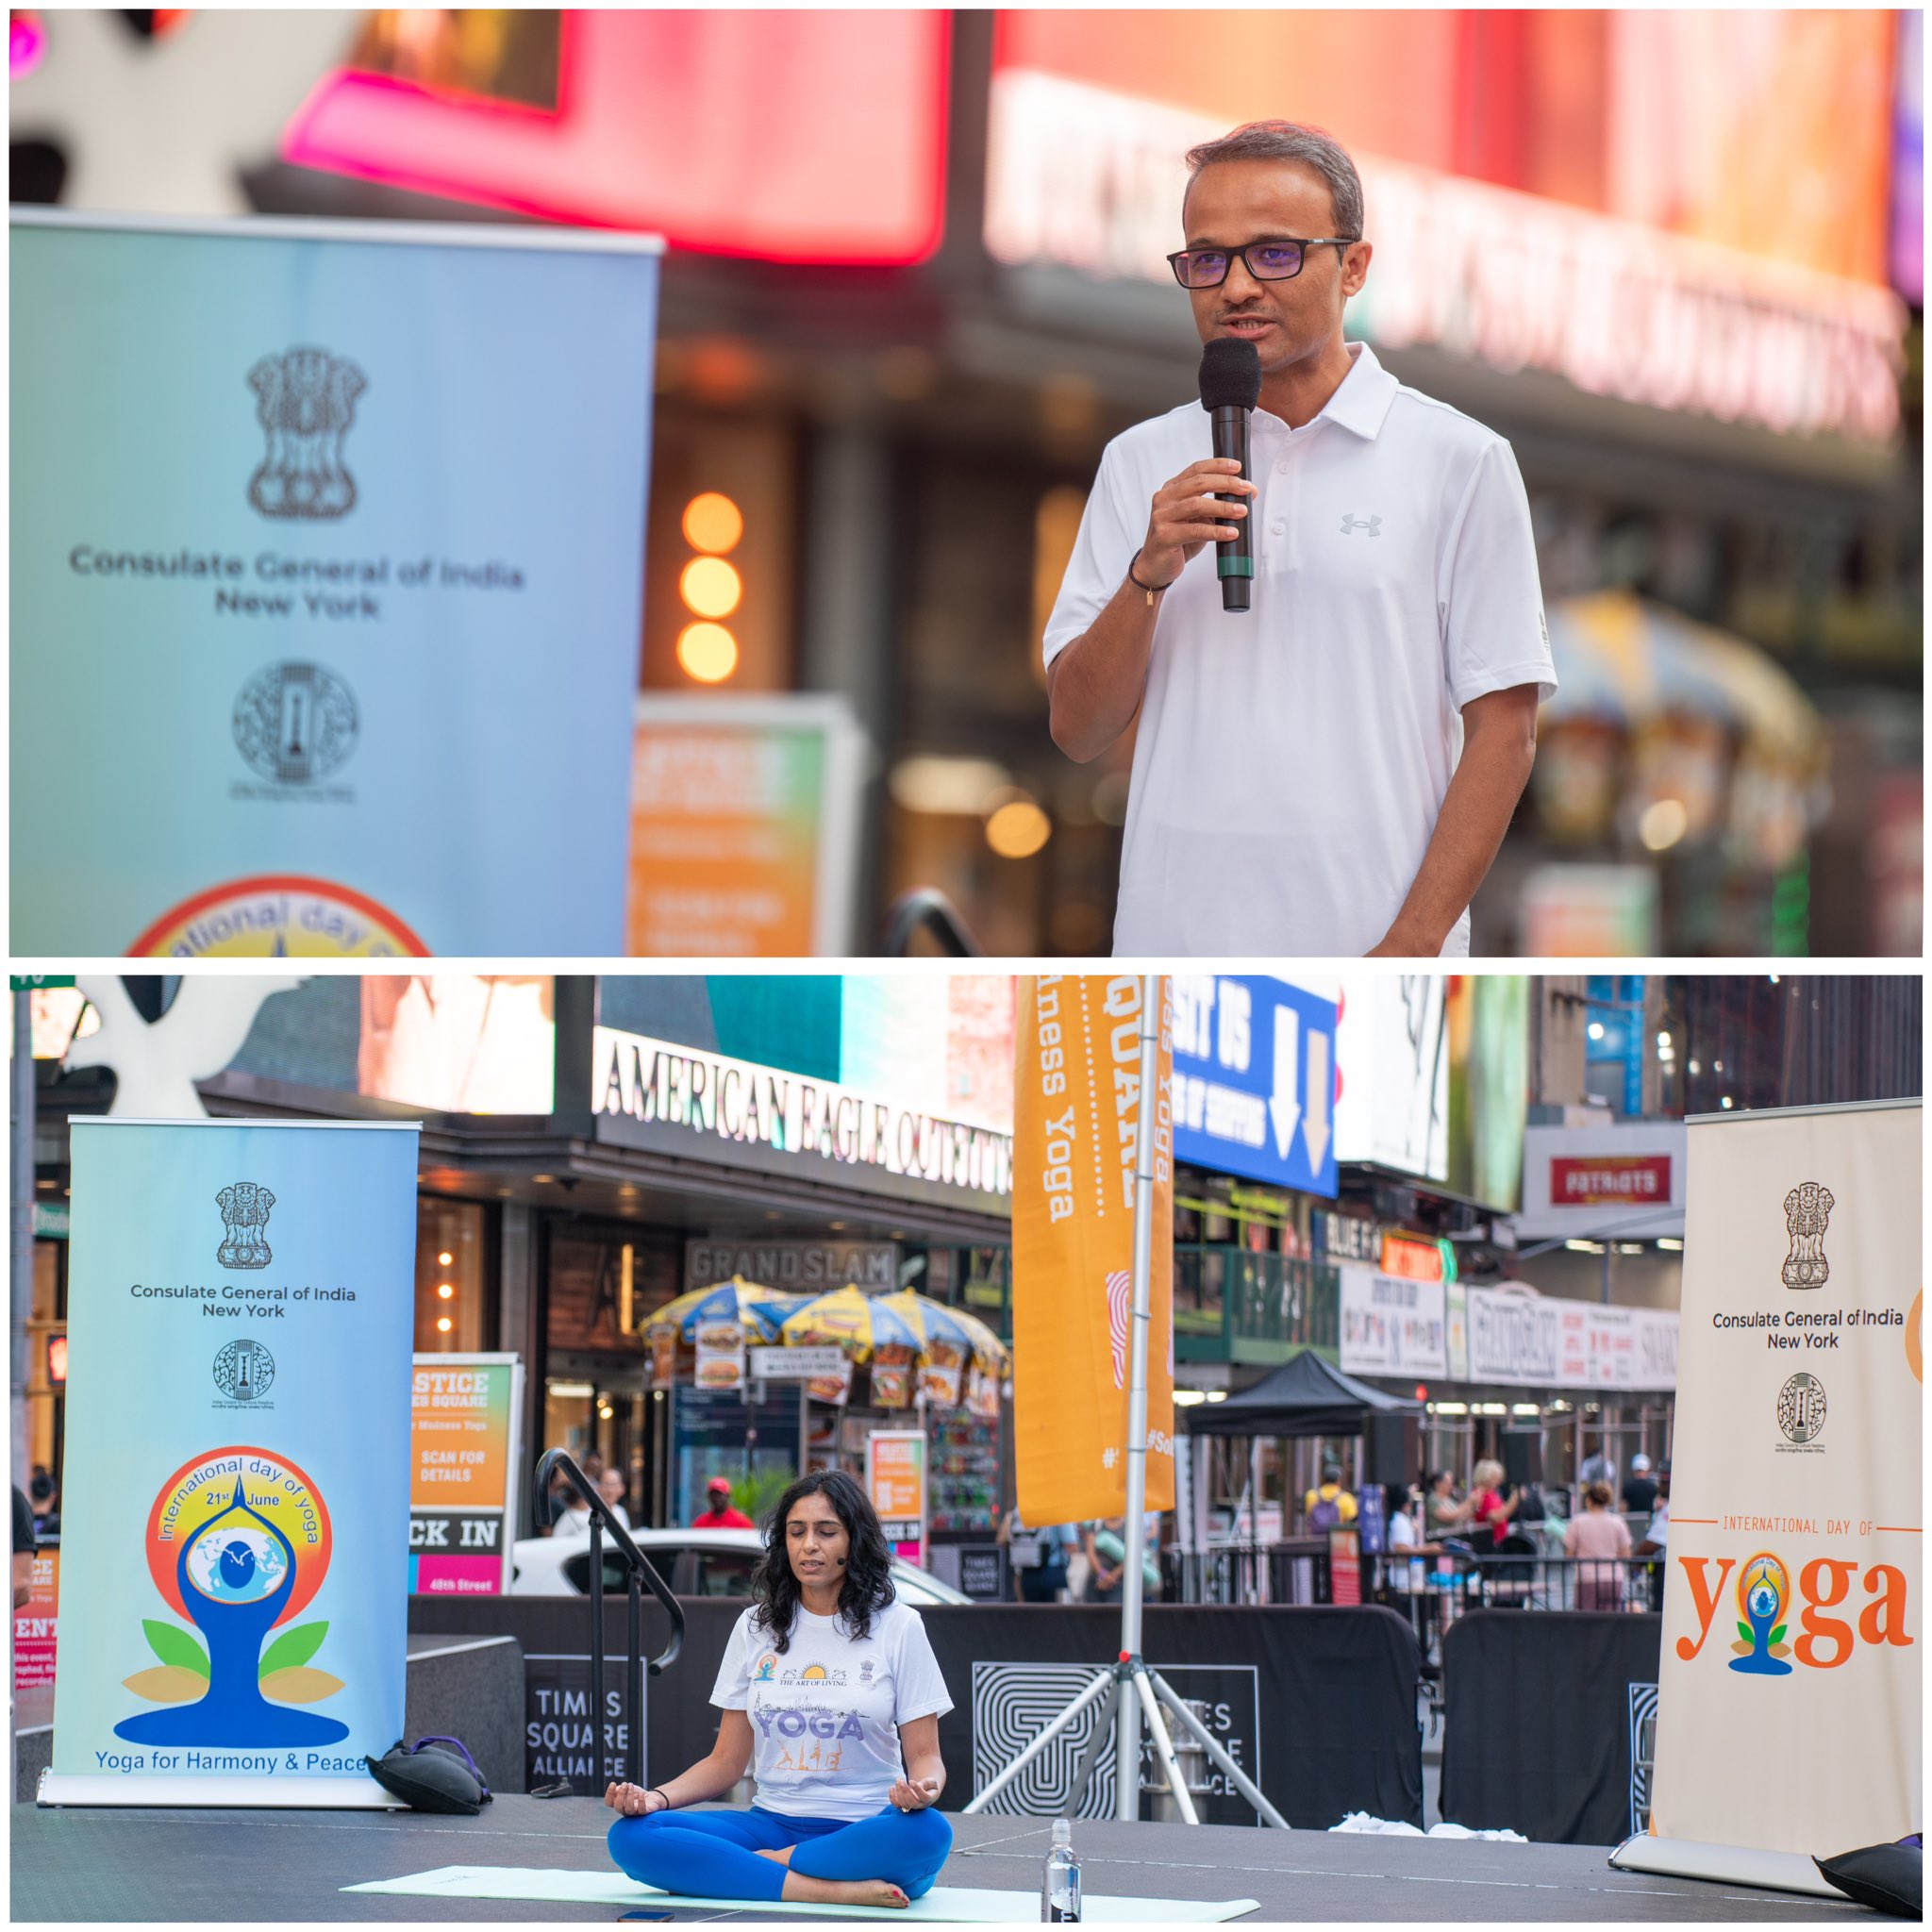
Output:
[
  {"xmin": 1439, "ymin": 437, "xmax": 1558, "ymax": 709},
  {"xmin": 710, "ymin": 1607, "xmax": 757, "ymax": 1710},
  {"xmin": 1041, "ymin": 437, "xmax": 1142, "ymax": 671}
]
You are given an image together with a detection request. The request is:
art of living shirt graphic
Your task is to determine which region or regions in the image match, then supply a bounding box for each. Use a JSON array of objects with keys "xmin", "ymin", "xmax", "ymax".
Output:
[
  {"xmin": 1044, "ymin": 341, "xmax": 1557, "ymax": 958},
  {"xmin": 712, "ymin": 1600, "xmax": 954, "ymax": 1821}
]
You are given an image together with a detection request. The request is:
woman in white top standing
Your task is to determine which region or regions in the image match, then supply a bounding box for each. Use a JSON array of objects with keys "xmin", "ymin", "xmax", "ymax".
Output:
[{"xmin": 604, "ymin": 1470, "xmax": 953, "ymax": 1909}]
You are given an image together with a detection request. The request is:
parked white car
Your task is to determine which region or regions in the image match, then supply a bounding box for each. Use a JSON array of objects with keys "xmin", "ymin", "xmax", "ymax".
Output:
[{"xmin": 508, "ymin": 1526, "xmax": 969, "ymax": 1607}]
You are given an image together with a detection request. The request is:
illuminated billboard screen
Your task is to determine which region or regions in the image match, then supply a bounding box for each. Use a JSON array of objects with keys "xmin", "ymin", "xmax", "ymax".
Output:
[
  {"xmin": 285, "ymin": 11, "xmax": 952, "ymax": 266},
  {"xmin": 986, "ymin": 8, "xmax": 1906, "ymax": 441},
  {"xmin": 597, "ymin": 975, "xmax": 1015, "ymax": 1132}
]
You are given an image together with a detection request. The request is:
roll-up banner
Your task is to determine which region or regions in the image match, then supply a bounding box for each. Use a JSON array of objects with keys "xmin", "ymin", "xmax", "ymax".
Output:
[
  {"xmin": 1612, "ymin": 1099, "xmax": 1921, "ymax": 1896},
  {"xmin": 1012, "ymin": 975, "xmax": 1174, "ymax": 1525},
  {"xmin": 10, "ymin": 211, "xmax": 661, "ymax": 958},
  {"xmin": 46, "ymin": 1118, "xmax": 420, "ymax": 1807}
]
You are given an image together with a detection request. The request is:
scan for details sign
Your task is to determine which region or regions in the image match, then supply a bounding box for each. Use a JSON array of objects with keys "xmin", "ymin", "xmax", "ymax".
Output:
[
  {"xmin": 1615, "ymin": 1100, "xmax": 1921, "ymax": 1895},
  {"xmin": 10, "ymin": 210, "xmax": 658, "ymax": 957},
  {"xmin": 408, "ymin": 1354, "xmax": 523, "ymax": 1597},
  {"xmin": 47, "ymin": 1119, "xmax": 419, "ymax": 1807}
]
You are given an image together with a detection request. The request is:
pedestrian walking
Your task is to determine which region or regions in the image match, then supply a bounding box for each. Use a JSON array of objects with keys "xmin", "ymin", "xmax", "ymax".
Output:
[
  {"xmin": 1467, "ymin": 1458, "xmax": 1518, "ymax": 1547},
  {"xmin": 1634, "ymin": 1464, "xmax": 1671, "ymax": 1610},
  {"xmin": 997, "ymin": 1508, "xmax": 1076, "ymax": 1605},
  {"xmin": 694, "ymin": 1476, "xmax": 756, "ymax": 1530},
  {"xmin": 1304, "ymin": 1460, "xmax": 1357, "ymax": 1530},
  {"xmin": 13, "ymin": 1482, "xmax": 37, "ymax": 1610},
  {"xmin": 1621, "ymin": 1454, "xmax": 1657, "ymax": 1517},
  {"xmin": 1564, "ymin": 1481, "xmax": 1632, "ymax": 1609},
  {"xmin": 1084, "ymin": 1518, "xmax": 1159, "ymax": 1605}
]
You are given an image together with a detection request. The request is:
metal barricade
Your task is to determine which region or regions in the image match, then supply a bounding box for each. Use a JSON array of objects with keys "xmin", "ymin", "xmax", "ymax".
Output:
[
  {"xmin": 1358, "ymin": 1550, "xmax": 1666, "ymax": 1667},
  {"xmin": 1158, "ymin": 1540, "xmax": 1332, "ymax": 1607},
  {"xmin": 1160, "ymin": 1542, "xmax": 1271, "ymax": 1606}
]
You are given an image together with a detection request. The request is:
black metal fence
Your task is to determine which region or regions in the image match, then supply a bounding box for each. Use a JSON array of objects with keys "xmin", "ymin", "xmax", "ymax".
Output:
[
  {"xmin": 1159, "ymin": 1539, "xmax": 1331, "ymax": 1607},
  {"xmin": 1172, "ymin": 1249, "xmax": 1340, "ymax": 1360},
  {"xmin": 1161, "ymin": 1543, "xmax": 1665, "ymax": 1647}
]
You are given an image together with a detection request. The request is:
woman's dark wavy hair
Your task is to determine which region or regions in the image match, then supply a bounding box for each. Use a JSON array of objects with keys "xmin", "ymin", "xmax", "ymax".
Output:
[{"xmin": 751, "ymin": 1469, "xmax": 896, "ymax": 1654}]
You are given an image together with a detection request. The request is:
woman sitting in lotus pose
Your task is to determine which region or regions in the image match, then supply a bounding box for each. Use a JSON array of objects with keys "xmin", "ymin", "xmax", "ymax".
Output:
[{"xmin": 606, "ymin": 1470, "xmax": 953, "ymax": 1910}]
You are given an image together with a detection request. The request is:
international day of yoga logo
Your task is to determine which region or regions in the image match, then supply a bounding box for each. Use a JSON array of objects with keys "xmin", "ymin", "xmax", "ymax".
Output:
[
  {"xmin": 1728, "ymin": 1552, "xmax": 1794, "ymax": 1677},
  {"xmin": 116, "ymin": 1446, "xmax": 345, "ymax": 1747}
]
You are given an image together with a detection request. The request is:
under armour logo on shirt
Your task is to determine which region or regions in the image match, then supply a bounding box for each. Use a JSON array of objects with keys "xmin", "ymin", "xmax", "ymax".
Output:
[{"xmin": 1340, "ymin": 513, "xmax": 1382, "ymax": 537}]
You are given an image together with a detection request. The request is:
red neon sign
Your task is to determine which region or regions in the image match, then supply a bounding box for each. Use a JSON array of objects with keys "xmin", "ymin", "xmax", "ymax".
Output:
[
  {"xmin": 283, "ymin": 11, "xmax": 951, "ymax": 267},
  {"xmin": 1551, "ymin": 1154, "xmax": 1672, "ymax": 1208}
]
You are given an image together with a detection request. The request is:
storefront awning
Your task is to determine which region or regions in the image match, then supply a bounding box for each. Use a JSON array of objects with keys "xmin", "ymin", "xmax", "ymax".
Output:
[{"xmin": 1543, "ymin": 591, "xmax": 1825, "ymax": 766}]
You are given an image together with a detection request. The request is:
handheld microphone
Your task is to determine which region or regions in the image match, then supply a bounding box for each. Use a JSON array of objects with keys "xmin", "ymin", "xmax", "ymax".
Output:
[{"xmin": 1198, "ymin": 338, "xmax": 1261, "ymax": 613}]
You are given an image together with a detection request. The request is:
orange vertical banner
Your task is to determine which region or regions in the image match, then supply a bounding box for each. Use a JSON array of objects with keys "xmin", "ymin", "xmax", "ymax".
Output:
[{"xmin": 1013, "ymin": 974, "xmax": 1174, "ymax": 1527}]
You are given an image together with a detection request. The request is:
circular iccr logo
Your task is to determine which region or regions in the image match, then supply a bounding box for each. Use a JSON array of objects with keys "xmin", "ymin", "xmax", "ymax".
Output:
[
  {"xmin": 1776, "ymin": 1372, "xmax": 1826, "ymax": 1444},
  {"xmin": 128, "ymin": 875, "xmax": 426, "ymax": 958},
  {"xmin": 213, "ymin": 1339, "xmax": 275, "ymax": 1402},
  {"xmin": 233, "ymin": 661, "xmax": 359, "ymax": 784}
]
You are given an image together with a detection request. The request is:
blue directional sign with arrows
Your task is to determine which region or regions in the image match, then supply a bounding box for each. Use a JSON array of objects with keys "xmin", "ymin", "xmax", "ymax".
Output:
[{"xmin": 1171, "ymin": 975, "xmax": 1339, "ymax": 1197}]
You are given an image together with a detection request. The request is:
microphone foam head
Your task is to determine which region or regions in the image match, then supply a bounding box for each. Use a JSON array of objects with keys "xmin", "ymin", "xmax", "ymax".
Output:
[{"xmin": 1198, "ymin": 338, "xmax": 1262, "ymax": 411}]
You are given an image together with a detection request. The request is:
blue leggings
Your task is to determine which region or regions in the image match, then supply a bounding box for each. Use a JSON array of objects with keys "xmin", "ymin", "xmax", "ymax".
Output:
[{"xmin": 608, "ymin": 1803, "xmax": 953, "ymax": 1903}]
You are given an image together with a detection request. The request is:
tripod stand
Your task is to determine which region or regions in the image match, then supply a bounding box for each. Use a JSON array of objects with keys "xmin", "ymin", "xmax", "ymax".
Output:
[
  {"xmin": 967, "ymin": 976, "xmax": 1291, "ymax": 1833},
  {"xmin": 966, "ymin": 1648, "xmax": 1290, "ymax": 1828}
]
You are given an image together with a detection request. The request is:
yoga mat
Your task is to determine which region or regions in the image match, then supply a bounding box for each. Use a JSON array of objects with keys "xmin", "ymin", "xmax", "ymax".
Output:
[{"xmin": 345, "ymin": 1865, "xmax": 1259, "ymax": 1921}]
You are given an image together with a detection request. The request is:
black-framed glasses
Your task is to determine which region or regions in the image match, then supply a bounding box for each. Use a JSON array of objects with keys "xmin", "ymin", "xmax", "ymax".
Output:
[{"xmin": 1166, "ymin": 238, "xmax": 1357, "ymax": 289}]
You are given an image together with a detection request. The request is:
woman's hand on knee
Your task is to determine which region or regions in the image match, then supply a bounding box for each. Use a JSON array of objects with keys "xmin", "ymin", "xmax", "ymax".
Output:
[
  {"xmin": 888, "ymin": 1776, "xmax": 942, "ymax": 1813},
  {"xmin": 606, "ymin": 1781, "xmax": 664, "ymax": 1818}
]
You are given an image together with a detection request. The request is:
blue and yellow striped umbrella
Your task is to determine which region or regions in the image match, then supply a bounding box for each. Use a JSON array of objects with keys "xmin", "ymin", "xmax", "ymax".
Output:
[
  {"xmin": 645, "ymin": 1277, "xmax": 803, "ymax": 1343},
  {"xmin": 778, "ymin": 1285, "xmax": 923, "ymax": 1364}
]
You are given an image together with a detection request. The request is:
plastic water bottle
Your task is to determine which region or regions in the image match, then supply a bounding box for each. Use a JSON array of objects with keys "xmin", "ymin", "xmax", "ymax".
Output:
[{"xmin": 1041, "ymin": 1817, "xmax": 1081, "ymax": 1922}]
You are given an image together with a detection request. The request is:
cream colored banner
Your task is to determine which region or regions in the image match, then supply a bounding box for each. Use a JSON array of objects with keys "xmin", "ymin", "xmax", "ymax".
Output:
[
  {"xmin": 1650, "ymin": 1102, "xmax": 1921, "ymax": 1856},
  {"xmin": 1012, "ymin": 976, "xmax": 1174, "ymax": 1526}
]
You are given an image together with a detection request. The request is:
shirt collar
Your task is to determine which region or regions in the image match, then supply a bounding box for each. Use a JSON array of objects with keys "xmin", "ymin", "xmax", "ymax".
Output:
[{"xmin": 1256, "ymin": 341, "xmax": 1399, "ymax": 441}]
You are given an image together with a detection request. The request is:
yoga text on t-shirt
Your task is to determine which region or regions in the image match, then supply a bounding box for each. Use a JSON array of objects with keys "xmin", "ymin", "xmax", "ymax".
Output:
[{"xmin": 711, "ymin": 1598, "xmax": 953, "ymax": 1822}]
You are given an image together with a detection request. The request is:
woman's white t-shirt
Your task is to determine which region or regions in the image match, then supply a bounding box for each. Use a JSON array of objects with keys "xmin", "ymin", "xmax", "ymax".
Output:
[
  {"xmin": 1387, "ymin": 1509, "xmax": 1424, "ymax": 1592},
  {"xmin": 711, "ymin": 1598, "xmax": 954, "ymax": 1821}
]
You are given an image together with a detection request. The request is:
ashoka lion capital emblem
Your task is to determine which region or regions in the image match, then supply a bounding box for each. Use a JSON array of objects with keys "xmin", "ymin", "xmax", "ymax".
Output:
[
  {"xmin": 247, "ymin": 347, "xmax": 366, "ymax": 520},
  {"xmin": 216, "ymin": 1182, "xmax": 275, "ymax": 1270},
  {"xmin": 1781, "ymin": 1181, "xmax": 1834, "ymax": 1290}
]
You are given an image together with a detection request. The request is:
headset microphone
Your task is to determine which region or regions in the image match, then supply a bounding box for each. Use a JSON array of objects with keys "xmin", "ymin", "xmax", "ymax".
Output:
[{"xmin": 1198, "ymin": 337, "xmax": 1262, "ymax": 613}]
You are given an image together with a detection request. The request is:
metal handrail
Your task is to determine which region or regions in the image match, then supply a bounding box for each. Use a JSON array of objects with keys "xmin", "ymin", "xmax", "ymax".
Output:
[
  {"xmin": 880, "ymin": 888, "xmax": 982, "ymax": 957},
  {"xmin": 534, "ymin": 1447, "xmax": 685, "ymax": 1791}
]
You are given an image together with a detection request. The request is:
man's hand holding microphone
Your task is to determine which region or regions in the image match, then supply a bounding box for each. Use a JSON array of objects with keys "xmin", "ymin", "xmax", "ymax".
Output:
[
  {"xmin": 1046, "ymin": 338, "xmax": 1261, "ymax": 760},
  {"xmin": 1133, "ymin": 459, "xmax": 1255, "ymax": 594}
]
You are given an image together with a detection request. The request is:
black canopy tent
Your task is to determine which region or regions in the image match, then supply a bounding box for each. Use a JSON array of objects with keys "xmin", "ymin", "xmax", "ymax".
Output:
[{"xmin": 1185, "ymin": 1348, "xmax": 1423, "ymax": 1438}]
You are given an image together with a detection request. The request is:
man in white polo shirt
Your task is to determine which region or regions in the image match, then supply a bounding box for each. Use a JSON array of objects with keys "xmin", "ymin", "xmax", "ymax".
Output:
[{"xmin": 1045, "ymin": 120, "xmax": 1556, "ymax": 957}]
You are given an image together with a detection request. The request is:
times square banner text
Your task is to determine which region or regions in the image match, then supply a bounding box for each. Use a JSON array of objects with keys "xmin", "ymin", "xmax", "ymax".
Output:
[
  {"xmin": 48, "ymin": 1119, "xmax": 418, "ymax": 1807},
  {"xmin": 1012, "ymin": 975, "xmax": 1174, "ymax": 1526},
  {"xmin": 9, "ymin": 211, "xmax": 659, "ymax": 957}
]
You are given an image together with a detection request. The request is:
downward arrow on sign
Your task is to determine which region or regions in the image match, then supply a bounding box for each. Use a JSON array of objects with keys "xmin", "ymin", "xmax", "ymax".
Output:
[
  {"xmin": 1268, "ymin": 1008, "xmax": 1301, "ymax": 1160},
  {"xmin": 1304, "ymin": 1028, "xmax": 1332, "ymax": 1173}
]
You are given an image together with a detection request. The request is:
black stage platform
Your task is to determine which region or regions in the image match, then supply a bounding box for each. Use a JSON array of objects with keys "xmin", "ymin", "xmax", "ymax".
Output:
[{"xmin": 12, "ymin": 1796, "xmax": 1865, "ymax": 1922}]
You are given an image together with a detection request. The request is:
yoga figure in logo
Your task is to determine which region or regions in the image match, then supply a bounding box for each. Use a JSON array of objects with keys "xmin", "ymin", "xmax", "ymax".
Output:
[{"xmin": 606, "ymin": 1470, "xmax": 953, "ymax": 1909}]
